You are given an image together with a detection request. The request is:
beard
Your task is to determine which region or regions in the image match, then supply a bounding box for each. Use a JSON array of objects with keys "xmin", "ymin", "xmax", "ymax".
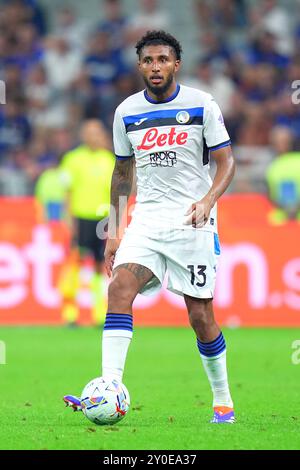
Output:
[{"xmin": 143, "ymin": 73, "xmax": 174, "ymax": 97}]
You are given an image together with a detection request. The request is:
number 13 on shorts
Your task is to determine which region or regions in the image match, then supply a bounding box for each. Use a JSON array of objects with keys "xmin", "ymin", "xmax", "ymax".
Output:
[{"xmin": 187, "ymin": 264, "xmax": 207, "ymax": 287}]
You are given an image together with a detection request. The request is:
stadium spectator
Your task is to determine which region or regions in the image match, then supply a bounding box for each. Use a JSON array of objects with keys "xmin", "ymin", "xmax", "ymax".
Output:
[
  {"xmin": 40, "ymin": 36, "xmax": 82, "ymax": 129},
  {"xmin": 124, "ymin": 0, "xmax": 171, "ymax": 64},
  {"xmin": 0, "ymin": 1, "xmax": 33, "ymax": 37},
  {"xmin": 197, "ymin": 30, "xmax": 232, "ymax": 73},
  {"xmin": 0, "ymin": 146, "xmax": 32, "ymax": 195},
  {"xmin": 9, "ymin": 23, "xmax": 43, "ymax": 76},
  {"xmin": 83, "ymin": 30, "xmax": 129, "ymax": 94},
  {"xmin": 25, "ymin": 63, "xmax": 70, "ymax": 129},
  {"xmin": 269, "ymin": 125, "xmax": 295, "ymax": 156},
  {"xmin": 0, "ymin": 98, "xmax": 31, "ymax": 161},
  {"xmin": 236, "ymin": 102, "xmax": 273, "ymax": 146},
  {"xmin": 52, "ymin": 5, "xmax": 90, "ymax": 53},
  {"xmin": 49, "ymin": 127, "xmax": 74, "ymax": 159},
  {"xmin": 0, "ymin": 34, "xmax": 10, "ymax": 74},
  {"xmin": 245, "ymin": 30, "xmax": 290, "ymax": 70},
  {"xmin": 24, "ymin": 0, "xmax": 47, "ymax": 36},
  {"xmin": 96, "ymin": 0, "xmax": 129, "ymax": 55},
  {"xmin": 249, "ymin": 0, "xmax": 295, "ymax": 55},
  {"xmin": 193, "ymin": 0, "xmax": 214, "ymax": 29},
  {"xmin": 183, "ymin": 58, "xmax": 235, "ymax": 117},
  {"xmin": 26, "ymin": 131, "xmax": 55, "ymax": 182},
  {"xmin": 42, "ymin": 36, "xmax": 82, "ymax": 91},
  {"xmin": 84, "ymin": 71, "xmax": 139, "ymax": 128},
  {"xmin": 126, "ymin": 0, "xmax": 170, "ymax": 39},
  {"xmin": 4, "ymin": 63, "xmax": 24, "ymax": 101},
  {"xmin": 68, "ymin": 69, "xmax": 94, "ymax": 127},
  {"xmin": 194, "ymin": 0, "xmax": 247, "ymax": 34},
  {"xmin": 35, "ymin": 154, "xmax": 66, "ymax": 222},
  {"xmin": 275, "ymin": 91, "xmax": 300, "ymax": 145},
  {"xmin": 266, "ymin": 126, "xmax": 300, "ymax": 224}
]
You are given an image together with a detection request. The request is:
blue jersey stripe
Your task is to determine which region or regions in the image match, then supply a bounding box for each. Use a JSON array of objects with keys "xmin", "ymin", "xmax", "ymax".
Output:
[
  {"xmin": 125, "ymin": 116, "xmax": 203, "ymax": 133},
  {"xmin": 209, "ymin": 140, "xmax": 231, "ymax": 151},
  {"xmin": 214, "ymin": 233, "xmax": 221, "ymax": 255},
  {"xmin": 115, "ymin": 154, "xmax": 133, "ymax": 160},
  {"xmin": 123, "ymin": 107, "xmax": 204, "ymax": 127}
]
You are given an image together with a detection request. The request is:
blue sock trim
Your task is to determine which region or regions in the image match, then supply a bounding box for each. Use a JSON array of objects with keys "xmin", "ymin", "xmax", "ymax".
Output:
[
  {"xmin": 104, "ymin": 313, "xmax": 133, "ymax": 332},
  {"xmin": 197, "ymin": 332, "xmax": 226, "ymax": 357}
]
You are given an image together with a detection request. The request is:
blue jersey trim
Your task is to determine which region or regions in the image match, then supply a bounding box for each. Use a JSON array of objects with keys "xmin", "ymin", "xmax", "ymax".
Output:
[
  {"xmin": 123, "ymin": 107, "xmax": 204, "ymax": 126},
  {"xmin": 144, "ymin": 83, "xmax": 180, "ymax": 104},
  {"xmin": 209, "ymin": 140, "xmax": 231, "ymax": 152},
  {"xmin": 115, "ymin": 154, "xmax": 133, "ymax": 160},
  {"xmin": 214, "ymin": 233, "xmax": 221, "ymax": 255}
]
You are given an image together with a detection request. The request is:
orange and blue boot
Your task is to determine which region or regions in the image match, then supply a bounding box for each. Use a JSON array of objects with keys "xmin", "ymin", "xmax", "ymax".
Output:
[{"xmin": 211, "ymin": 406, "xmax": 235, "ymax": 423}]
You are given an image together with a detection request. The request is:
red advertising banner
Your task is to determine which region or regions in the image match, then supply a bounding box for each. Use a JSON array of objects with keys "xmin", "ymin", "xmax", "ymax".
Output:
[{"xmin": 0, "ymin": 195, "xmax": 299, "ymax": 326}]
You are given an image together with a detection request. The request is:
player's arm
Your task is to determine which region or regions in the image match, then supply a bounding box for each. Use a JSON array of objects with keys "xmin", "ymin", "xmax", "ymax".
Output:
[
  {"xmin": 105, "ymin": 157, "xmax": 134, "ymax": 276},
  {"xmin": 185, "ymin": 95, "xmax": 235, "ymax": 228},
  {"xmin": 185, "ymin": 145, "xmax": 235, "ymax": 228},
  {"xmin": 108, "ymin": 157, "xmax": 134, "ymax": 236}
]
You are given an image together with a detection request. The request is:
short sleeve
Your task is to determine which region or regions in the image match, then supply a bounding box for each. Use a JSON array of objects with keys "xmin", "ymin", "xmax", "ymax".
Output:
[
  {"xmin": 113, "ymin": 107, "xmax": 134, "ymax": 160},
  {"xmin": 203, "ymin": 96, "xmax": 231, "ymax": 151}
]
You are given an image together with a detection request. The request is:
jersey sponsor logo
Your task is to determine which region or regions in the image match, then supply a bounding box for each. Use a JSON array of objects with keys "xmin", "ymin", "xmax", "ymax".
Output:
[
  {"xmin": 137, "ymin": 127, "xmax": 188, "ymax": 151},
  {"xmin": 176, "ymin": 111, "xmax": 190, "ymax": 124},
  {"xmin": 149, "ymin": 151, "xmax": 177, "ymax": 167},
  {"xmin": 134, "ymin": 117, "xmax": 148, "ymax": 126}
]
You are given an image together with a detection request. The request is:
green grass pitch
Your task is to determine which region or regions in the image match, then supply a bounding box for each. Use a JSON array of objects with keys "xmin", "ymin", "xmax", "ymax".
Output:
[{"xmin": 0, "ymin": 326, "xmax": 300, "ymax": 450}]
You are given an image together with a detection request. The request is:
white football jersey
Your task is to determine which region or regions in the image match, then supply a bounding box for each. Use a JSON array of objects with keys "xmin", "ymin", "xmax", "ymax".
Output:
[{"xmin": 113, "ymin": 84, "xmax": 231, "ymax": 234}]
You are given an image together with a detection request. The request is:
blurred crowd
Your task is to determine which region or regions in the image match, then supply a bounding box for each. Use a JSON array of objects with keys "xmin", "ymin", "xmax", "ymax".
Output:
[{"xmin": 0, "ymin": 0, "xmax": 299, "ymax": 203}]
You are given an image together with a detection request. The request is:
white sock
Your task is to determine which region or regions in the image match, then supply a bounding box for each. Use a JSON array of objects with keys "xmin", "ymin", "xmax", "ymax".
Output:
[
  {"xmin": 101, "ymin": 313, "xmax": 133, "ymax": 382},
  {"xmin": 197, "ymin": 332, "xmax": 233, "ymax": 408},
  {"xmin": 200, "ymin": 350, "xmax": 233, "ymax": 408}
]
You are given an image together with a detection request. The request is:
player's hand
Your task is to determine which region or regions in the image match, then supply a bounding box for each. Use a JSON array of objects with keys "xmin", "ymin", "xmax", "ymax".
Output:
[
  {"xmin": 104, "ymin": 238, "xmax": 121, "ymax": 277},
  {"xmin": 184, "ymin": 196, "xmax": 213, "ymax": 228}
]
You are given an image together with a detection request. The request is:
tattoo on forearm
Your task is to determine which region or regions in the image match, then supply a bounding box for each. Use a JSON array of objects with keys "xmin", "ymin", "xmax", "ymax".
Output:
[
  {"xmin": 115, "ymin": 263, "xmax": 154, "ymax": 286},
  {"xmin": 110, "ymin": 159, "xmax": 134, "ymax": 228}
]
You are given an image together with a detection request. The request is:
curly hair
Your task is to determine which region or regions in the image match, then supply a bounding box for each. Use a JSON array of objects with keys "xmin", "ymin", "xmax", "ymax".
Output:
[{"xmin": 135, "ymin": 30, "xmax": 182, "ymax": 61}]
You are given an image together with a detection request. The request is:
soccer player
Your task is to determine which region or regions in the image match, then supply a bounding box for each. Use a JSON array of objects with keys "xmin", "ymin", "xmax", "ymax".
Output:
[{"xmin": 64, "ymin": 31, "xmax": 235, "ymax": 423}]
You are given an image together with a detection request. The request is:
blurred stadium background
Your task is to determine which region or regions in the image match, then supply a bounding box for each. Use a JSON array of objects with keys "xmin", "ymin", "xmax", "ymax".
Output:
[{"xmin": 0, "ymin": 0, "xmax": 300, "ymax": 328}]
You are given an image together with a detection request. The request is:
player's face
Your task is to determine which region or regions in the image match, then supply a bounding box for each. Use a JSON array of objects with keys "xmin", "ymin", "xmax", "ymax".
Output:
[{"xmin": 138, "ymin": 45, "xmax": 180, "ymax": 97}]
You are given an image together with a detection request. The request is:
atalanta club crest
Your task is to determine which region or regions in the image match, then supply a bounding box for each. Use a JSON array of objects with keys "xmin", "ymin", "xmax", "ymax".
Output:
[{"xmin": 176, "ymin": 111, "xmax": 190, "ymax": 124}]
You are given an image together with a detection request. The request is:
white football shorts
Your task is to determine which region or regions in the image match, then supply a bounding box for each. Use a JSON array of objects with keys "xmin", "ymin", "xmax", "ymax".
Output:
[{"xmin": 113, "ymin": 226, "xmax": 221, "ymax": 299}]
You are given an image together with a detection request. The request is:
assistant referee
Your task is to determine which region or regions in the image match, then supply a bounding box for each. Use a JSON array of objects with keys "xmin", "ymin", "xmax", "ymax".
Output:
[{"xmin": 59, "ymin": 119, "xmax": 115, "ymax": 325}]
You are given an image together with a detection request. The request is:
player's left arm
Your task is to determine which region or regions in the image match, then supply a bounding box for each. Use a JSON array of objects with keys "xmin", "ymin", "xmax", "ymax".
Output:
[
  {"xmin": 185, "ymin": 145, "xmax": 235, "ymax": 228},
  {"xmin": 185, "ymin": 95, "xmax": 235, "ymax": 228}
]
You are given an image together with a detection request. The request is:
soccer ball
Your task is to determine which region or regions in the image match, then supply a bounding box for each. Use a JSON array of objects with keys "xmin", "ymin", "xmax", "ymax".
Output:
[{"xmin": 80, "ymin": 377, "xmax": 130, "ymax": 425}]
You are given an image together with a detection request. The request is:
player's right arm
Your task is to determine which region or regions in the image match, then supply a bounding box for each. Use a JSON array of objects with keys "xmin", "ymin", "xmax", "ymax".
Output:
[
  {"xmin": 105, "ymin": 105, "xmax": 134, "ymax": 277},
  {"xmin": 105, "ymin": 158, "xmax": 134, "ymax": 276}
]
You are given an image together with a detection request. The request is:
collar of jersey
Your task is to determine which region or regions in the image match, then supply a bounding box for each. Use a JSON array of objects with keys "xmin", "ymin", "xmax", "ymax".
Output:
[{"xmin": 144, "ymin": 83, "xmax": 180, "ymax": 104}]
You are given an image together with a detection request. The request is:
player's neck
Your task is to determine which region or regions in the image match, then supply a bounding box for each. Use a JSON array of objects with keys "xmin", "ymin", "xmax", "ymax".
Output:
[{"xmin": 145, "ymin": 81, "xmax": 179, "ymax": 103}]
